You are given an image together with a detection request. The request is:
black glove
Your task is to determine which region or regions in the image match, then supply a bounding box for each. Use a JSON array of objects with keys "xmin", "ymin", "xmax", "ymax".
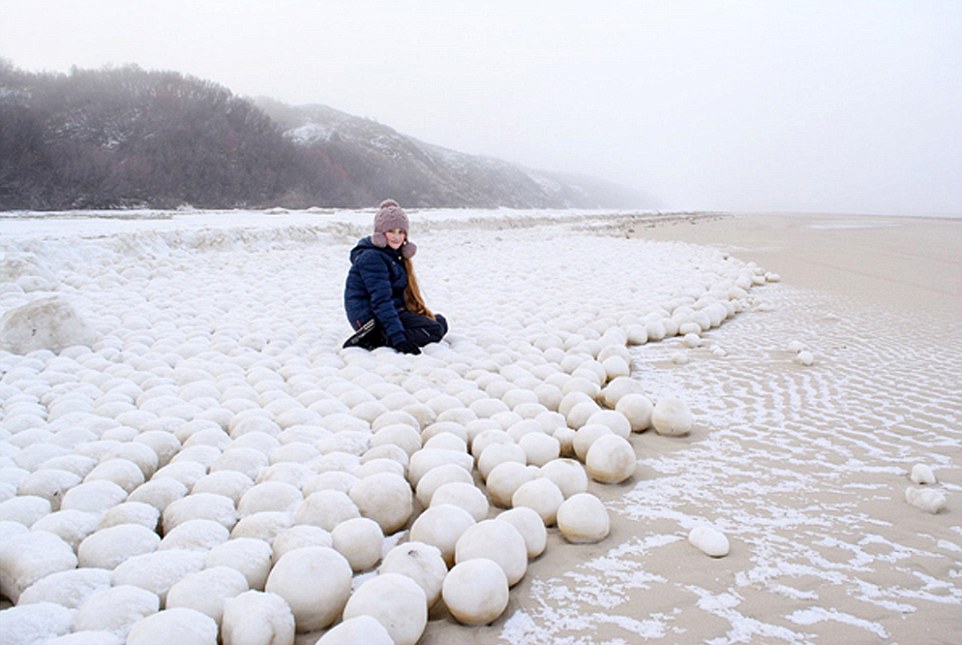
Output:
[{"xmin": 393, "ymin": 339, "xmax": 421, "ymax": 355}]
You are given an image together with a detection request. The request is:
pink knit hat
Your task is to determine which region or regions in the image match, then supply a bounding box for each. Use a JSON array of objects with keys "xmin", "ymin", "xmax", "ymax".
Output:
[{"xmin": 371, "ymin": 199, "xmax": 417, "ymax": 258}]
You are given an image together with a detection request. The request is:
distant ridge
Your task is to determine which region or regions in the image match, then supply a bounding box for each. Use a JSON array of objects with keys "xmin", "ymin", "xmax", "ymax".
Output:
[{"xmin": 0, "ymin": 61, "xmax": 656, "ymax": 211}]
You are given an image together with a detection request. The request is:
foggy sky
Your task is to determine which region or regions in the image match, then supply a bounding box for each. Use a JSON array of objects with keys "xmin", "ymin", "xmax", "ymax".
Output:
[{"xmin": 2, "ymin": 0, "xmax": 960, "ymax": 215}]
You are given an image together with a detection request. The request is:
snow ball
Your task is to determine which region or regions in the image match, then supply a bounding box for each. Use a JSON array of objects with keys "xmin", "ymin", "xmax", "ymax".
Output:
[
  {"xmin": 98, "ymin": 501, "xmax": 160, "ymax": 530},
  {"xmin": 73, "ymin": 584, "xmax": 160, "ymax": 638},
  {"xmin": 126, "ymin": 607, "xmax": 218, "ymax": 645},
  {"xmin": 371, "ymin": 409, "xmax": 420, "ymax": 432},
  {"xmin": 407, "ymin": 448, "xmax": 472, "ymax": 488},
  {"xmin": 430, "ymin": 481, "xmax": 489, "ymax": 522},
  {"xmin": 111, "ymin": 549, "xmax": 205, "ymax": 605},
  {"xmin": 422, "ymin": 432, "xmax": 467, "ymax": 454},
  {"xmin": 204, "ymin": 537, "xmax": 273, "ymax": 590},
  {"xmin": 539, "ymin": 458, "xmax": 589, "ymax": 499},
  {"xmin": 455, "ymin": 519, "xmax": 527, "ymax": 586},
  {"xmin": 0, "ymin": 601, "xmax": 74, "ymax": 645},
  {"xmin": 556, "ymin": 493, "xmax": 610, "ymax": 544},
  {"xmin": 16, "ymin": 468, "xmax": 81, "ymax": 510},
  {"xmin": 688, "ymin": 525, "xmax": 730, "ymax": 557},
  {"xmin": 40, "ymin": 631, "xmax": 124, "ymax": 645},
  {"xmin": 415, "ymin": 464, "xmax": 474, "ymax": 507},
  {"xmin": 616, "ymin": 393, "xmax": 654, "ymax": 433},
  {"xmin": 370, "ymin": 424, "xmax": 422, "ymax": 457},
  {"xmin": 230, "ymin": 511, "xmax": 292, "ymax": 542},
  {"xmin": 151, "ymin": 461, "xmax": 208, "ymax": 489},
  {"xmin": 586, "ymin": 409, "xmax": 632, "ymax": 439},
  {"xmin": 316, "ymin": 615, "xmax": 392, "ymax": 645},
  {"xmin": 910, "ymin": 464, "xmax": 937, "ymax": 485},
  {"xmin": 683, "ymin": 333, "xmax": 702, "ymax": 348},
  {"xmin": 409, "ymin": 504, "xmax": 476, "ymax": 567},
  {"xmin": 342, "ymin": 573, "xmax": 428, "ymax": 645},
  {"xmin": 600, "ymin": 376, "xmax": 643, "ymax": 408},
  {"xmin": 165, "ymin": 566, "xmax": 249, "ymax": 627},
  {"xmin": 470, "ymin": 428, "xmax": 513, "ymax": 460},
  {"xmin": 60, "ymin": 479, "xmax": 128, "ymax": 513},
  {"xmin": 221, "ymin": 590, "xmax": 295, "ymax": 645},
  {"xmin": 128, "ymin": 478, "xmax": 189, "ymax": 513},
  {"xmin": 0, "ymin": 494, "xmax": 51, "ymax": 526},
  {"xmin": 651, "ymin": 396, "xmax": 693, "ymax": 437},
  {"xmin": 290, "ymin": 490, "xmax": 358, "ymax": 532},
  {"xmin": 905, "ymin": 487, "xmax": 947, "ymax": 514},
  {"xmin": 332, "ymin": 516, "xmax": 384, "ymax": 572},
  {"xmin": 208, "ymin": 447, "xmax": 269, "ymax": 480},
  {"xmin": 191, "ymin": 470, "xmax": 254, "ymax": 504},
  {"xmin": 0, "ymin": 530, "xmax": 77, "ymax": 602},
  {"xmin": 18, "ymin": 566, "xmax": 112, "ymax": 608},
  {"xmin": 485, "ymin": 461, "xmax": 538, "ymax": 508},
  {"xmin": 518, "ymin": 431, "xmax": 561, "ymax": 467},
  {"xmin": 103, "ymin": 442, "xmax": 159, "ymax": 480},
  {"xmin": 379, "ymin": 541, "xmax": 447, "ymax": 608},
  {"xmin": 670, "ymin": 351, "xmax": 689, "ymax": 365},
  {"xmin": 29, "ymin": 509, "xmax": 100, "ymax": 550},
  {"xmin": 271, "ymin": 525, "xmax": 333, "ymax": 562},
  {"xmin": 163, "ymin": 492, "xmax": 237, "ymax": 533},
  {"xmin": 794, "ymin": 350, "xmax": 815, "ymax": 366},
  {"xmin": 238, "ymin": 481, "xmax": 302, "ymax": 516},
  {"xmin": 497, "ymin": 506, "xmax": 547, "ymax": 558},
  {"xmin": 572, "ymin": 424, "xmax": 613, "ymax": 462},
  {"xmin": 0, "ymin": 296, "xmax": 97, "ymax": 354},
  {"xmin": 442, "ymin": 558, "xmax": 509, "ymax": 625},
  {"xmin": 566, "ymin": 400, "xmax": 602, "ymax": 430},
  {"xmin": 586, "ymin": 434, "xmax": 637, "ymax": 484},
  {"xmin": 478, "ymin": 441, "xmax": 526, "ymax": 480},
  {"xmin": 159, "ymin": 518, "xmax": 230, "ymax": 552},
  {"xmin": 361, "ymin": 443, "xmax": 409, "ymax": 469},
  {"xmin": 264, "ymin": 546, "xmax": 352, "ymax": 632},
  {"xmin": 557, "ymin": 390, "xmax": 592, "ymax": 419},
  {"xmin": 79, "ymin": 523, "xmax": 161, "ymax": 569},
  {"xmin": 786, "ymin": 340, "xmax": 806, "ymax": 353},
  {"xmin": 601, "ymin": 355, "xmax": 630, "ymax": 380},
  {"xmin": 512, "ymin": 478, "xmax": 565, "ymax": 526}
]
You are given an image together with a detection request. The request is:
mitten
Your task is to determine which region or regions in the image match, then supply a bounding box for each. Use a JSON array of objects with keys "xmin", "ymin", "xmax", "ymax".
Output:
[{"xmin": 393, "ymin": 338, "xmax": 421, "ymax": 355}]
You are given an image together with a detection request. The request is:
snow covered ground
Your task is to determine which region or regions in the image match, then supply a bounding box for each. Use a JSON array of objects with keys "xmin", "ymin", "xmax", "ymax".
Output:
[{"xmin": 0, "ymin": 208, "xmax": 958, "ymax": 644}]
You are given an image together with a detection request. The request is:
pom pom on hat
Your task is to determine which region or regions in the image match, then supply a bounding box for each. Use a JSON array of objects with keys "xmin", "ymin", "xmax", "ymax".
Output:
[{"xmin": 372, "ymin": 199, "xmax": 416, "ymax": 258}]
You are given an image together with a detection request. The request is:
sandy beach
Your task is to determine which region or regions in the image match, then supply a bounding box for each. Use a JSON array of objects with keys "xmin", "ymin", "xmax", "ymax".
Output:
[{"xmin": 1, "ymin": 209, "xmax": 959, "ymax": 644}]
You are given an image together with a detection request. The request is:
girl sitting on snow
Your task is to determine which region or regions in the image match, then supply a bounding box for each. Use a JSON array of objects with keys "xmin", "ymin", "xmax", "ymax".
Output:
[{"xmin": 343, "ymin": 199, "xmax": 448, "ymax": 355}]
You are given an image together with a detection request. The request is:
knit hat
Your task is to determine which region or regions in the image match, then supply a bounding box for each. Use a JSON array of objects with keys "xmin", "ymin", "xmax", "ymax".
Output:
[{"xmin": 371, "ymin": 199, "xmax": 417, "ymax": 258}]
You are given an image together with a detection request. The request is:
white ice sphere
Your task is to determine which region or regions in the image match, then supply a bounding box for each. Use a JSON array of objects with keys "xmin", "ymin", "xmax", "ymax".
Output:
[
  {"xmin": 556, "ymin": 493, "xmax": 609, "ymax": 544},
  {"xmin": 794, "ymin": 350, "xmax": 815, "ymax": 366},
  {"xmin": 602, "ymin": 355, "xmax": 630, "ymax": 380},
  {"xmin": 17, "ymin": 468, "xmax": 81, "ymax": 510},
  {"xmin": 572, "ymin": 424, "xmax": 613, "ymax": 462},
  {"xmin": 683, "ymin": 332, "xmax": 702, "ymax": 348},
  {"xmin": 905, "ymin": 487, "xmax": 947, "ymax": 514},
  {"xmin": 415, "ymin": 464, "xmax": 473, "ymax": 507},
  {"xmin": 293, "ymin": 489, "xmax": 359, "ymax": 531},
  {"xmin": 0, "ymin": 296, "xmax": 97, "ymax": 354},
  {"xmin": 238, "ymin": 481, "xmax": 302, "ymax": 516},
  {"xmin": 332, "ymin": 516, "xmax": 384, "ymax": 572},
  {"xmin": 616, "ymin": 393, "xmax": 654, "ymax": 432},
  {"xmin": 165, "ymin": 566, "xmax": 249, "ymax": 626},
  {"xmin": 585, "ymin": 434, "xmax": 637, "ymax": 484},
  {"xmin": 600, "ymin": 376, "xmax": 643, "ymax": 408},
  {"xmin": 430, "ymin": 481, "xmax": 489, "ymax": 521},
  {"xmin": 670, "ymin": 351, "xmax": 689, "ymax": 365},
  {"xmin": 316, "ymin": 615, "xmax": 392, "ymax": 645},
  {"xmin": 126, "ymin": 607, "xmax": 218, "ymax": 645},
  {"xmin": 485, "ymin": 461, "xmax": 538, "ymax": 508},
  {"xmin": 84, "ymin": 458, "xmax": 145, "ymax": 493},
  {"xmin": 18, "ymin": 566, "xmax": 111, "ymax": 608},
  {"xmin": 349, "ymin": 472, "xmax": 413, "ymax": 534},
  {"xmin": 586, "ymin": 409, "xmax": 632, "ymax": 439},
  {"xmin": 204, "ymin": 537, "xmax": 273, "ymax": 590},
  {"xmin": 0, "ymin": 530, "xmax": 77, "ymax": 602},
  {"xmin": 442, "ymin": 558, "xmax": 509, "ymax": 625},
  {"xmin": 455, "ymin": 519, "xmax": 527, "ymax": 586},
  {"xmin": 159, "ymin": 518, "xmax": 230, "ymax": 552},
  {"xmin": 786, "ymin": 340, "xmax": 806, "ymax": 353},
  {"xmin": 221, "ymin": 590, "xmax": 294, "ymax": 645},
  {"xmin": 910, "ymin": 464, "xmax": 937, "ymax": 485},
  {"xmin": 230, "ymin": 511, "xmax": 291, "ymax": 542},
  {"xmin": 271, "ymin": 525, "xmax": 333, "ymax": 562},
  {"xmin": 370, "ymin": 424, "xmax": 421, "ymax": 457},
  {"xmin": 111, "ymin": 549, "xmax": 205, "ymax": 605},
  {"xmin": 41, "ymin": 631, "xmax": 123, "ymax": 645},
  {"xmin": 192, "ymin": 471, "xmax": 254, "ymax": 505},
  {"xmin": 0, "ymin": 601, "xmax": 74, "ymax": 645},
  {"xmin": 302, "ymin": 471, "xmax": 359, "ymax": 496},
  {"xmin": 342, "ymin": 573, "xmax": 428, "ymax": 645},
  {"xmin": 539, "ymin": 458, "xmax": 589, "ymax": 498},
  {"xmin": 162, "ymin": 492, "xmax": 237, "ymax": 532},
  {"xmin": 98, "ymin": 501, "xmax": 160, "ymax": 530},
  {"xmin": 61, "ymin": 479, "xmax": 128, "ymax": 513},
  {"xmin": 651, "ymin": 396, "xmax": 693, "ymax": 437},
  {"xmin": 566, "ymin": 400, "xmax": 602, "ymax": 430},
  {"xmin": 518, "ymin": 431, "xmax": 560, "ymax": 466},
  {"xmin": 409, "ymin": 504, "xmax": 476, "ymax": 567},
  {"xmin": 512, "ymin": 477, "xmax": 565, "ymax": 526},
  {"xmin": 79, "ymin": 523, "xmax": 160, "ymax": 569},
  {"xmin": 0, "ymin": 494, "xmax": 50, "ymax": 526},
  {"xmin": 264, "ymin": 546, "xmax": 352, "ymax": 632},
  {"xmin": 407, "ymin": 448, "xmax": 473, "ymax": 487},
  {"xmin": 688, "ymin": 525, "xmax": 730, "ymax": 557},
  {"xmin": 128, "ymin": 478, "xmax": 189, "ymax": 513},
  {"xmin": 497, "ymin": 506, "xmax": 547, "ymax": 558},
  {"xmin": 378, "ymin": 541, "xmax": 447, "ymax": 608},
  {"xmin": 73, "ymin": 584, "xmax": 160, "ymax": 638}
]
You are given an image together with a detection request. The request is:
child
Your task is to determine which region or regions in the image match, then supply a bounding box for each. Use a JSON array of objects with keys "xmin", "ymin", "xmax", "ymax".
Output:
[{"xmin": 343, "ymin": 199, "xmax": 447, "ymax": 354}]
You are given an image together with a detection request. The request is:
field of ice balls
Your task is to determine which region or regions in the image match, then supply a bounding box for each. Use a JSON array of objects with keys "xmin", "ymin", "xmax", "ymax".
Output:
[{"xmin": 0, "ymin": 209, "xmax": 777, "ymax": 644}]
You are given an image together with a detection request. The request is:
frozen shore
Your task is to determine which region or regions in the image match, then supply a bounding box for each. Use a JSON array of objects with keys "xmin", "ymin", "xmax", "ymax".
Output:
[{"xmin": 0, "ymin": 209, "xmax": 959, "ymax": 644}]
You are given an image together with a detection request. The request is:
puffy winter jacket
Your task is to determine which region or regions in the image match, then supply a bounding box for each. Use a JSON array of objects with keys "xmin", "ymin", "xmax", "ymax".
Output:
[{"xmin": 344, "ymin": 237, "xmax": 408, "ymax": 344}]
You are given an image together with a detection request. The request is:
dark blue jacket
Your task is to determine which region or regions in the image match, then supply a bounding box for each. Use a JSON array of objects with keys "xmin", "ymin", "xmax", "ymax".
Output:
[{"xmin": 344, "ymin": 237, "xmax": 408, "ymax": 344}]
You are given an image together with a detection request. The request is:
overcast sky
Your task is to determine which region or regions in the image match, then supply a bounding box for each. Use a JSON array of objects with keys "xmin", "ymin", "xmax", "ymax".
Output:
[{"xmin": 2, "ymin": 0, "xmax": 960, "ymax": 215}]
